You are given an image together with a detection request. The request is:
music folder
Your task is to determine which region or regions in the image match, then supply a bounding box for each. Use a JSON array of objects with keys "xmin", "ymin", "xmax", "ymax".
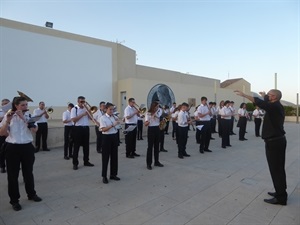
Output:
[
  {"xmin": 196, "ymin": 125, "xmax": 204, "ymax": 131},
  {"xmin": 27, "ymin": 116, "xmax": 42, "ymax": 123}
]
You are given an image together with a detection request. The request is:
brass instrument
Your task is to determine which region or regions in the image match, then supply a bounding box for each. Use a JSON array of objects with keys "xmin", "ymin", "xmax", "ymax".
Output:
[
  {"xmin": 17, "ymin": 91, "xmax": 33, "ymax": 102},
  {"xmin": 82, "ymin": 101, "xmax": 99, "ymax": 125},
  {"xmin": 46, "ymin": 107, "xmax": 54, "ymax": 114},
  {"xmin": 133, "ymin": 103, "xmax": 147, "ymax": 115},
  {"xmin": 112, "ymin": 106, "xmax": 122, "ymax": 130}
]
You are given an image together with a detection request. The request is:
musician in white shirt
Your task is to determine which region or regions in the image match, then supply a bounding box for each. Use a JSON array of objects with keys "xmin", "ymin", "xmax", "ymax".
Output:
[
  {"xmin": 197, "ymin": 97, "xmax": 212, "ymax": 153},
  {"xmin": 0, "ymin": 96, "xmax": 42, "ymax": 211},
  {"xmin": 220, "ymin": 100, "xmax": 233, "ymax": 148},
  {"xmin": 237, "ymin": 103, "xmax": 248, "ymax": 141},
  {"xmin": 229, "ymin": 101, "xmax": 236, "ymax": 135},
  {"xmin": 33, "ymin": 101, "xmax": 50, "ymax": 152},
  {"xmin": 210, "ymin": 102, "xmax": 218, "ymax": 133},
  {"xmin": 177, "ymin": 103, "xmax": 192, "ymax": 158},
  {"xmin": 163, "ymin": 105, "xmax": 170, "ymax": 134},
  {"xmin": 253, "ymin": 106, "xmax": 264, "ymax": 137},
  {"xmin": 62, "ymin": 103, "xmax": 74, "ymax": 160},
  {"xmin": 217, "ymin": 100, "xmax": 225, "ymax": 137},
  {"xmin": 99, "ymin": 102, "xmax": 121, "ymax": 184},
  {"xmin": 144, "ymin": 102, "xmax": 164, "ymax": 170},
  {"xmin": 70, "ymin": 96, "xmax": 94, "ymax": 170},
  {"xmin": 124, "ymin": 98, "xmax": 140, "ymax": 158},
  {"xmin": 94, "ymin": 101, "xmax": 105, "ymax": 153},
  {"xmin": 171, "ymin": 103, "xmax": 179, "ymax": 140}
]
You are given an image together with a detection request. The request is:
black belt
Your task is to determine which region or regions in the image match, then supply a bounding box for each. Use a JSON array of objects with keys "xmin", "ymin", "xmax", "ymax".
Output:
[
  {"xmin": 264, "ymin": 135, "xmax": 285, "ymax": 142},
  {"xmin": 126, "ymin": 123, "xmax": 136, "ymax": 126},
  {"xmin": 74, "ymin": 126, "xmax": 89, "ymax": 128}
]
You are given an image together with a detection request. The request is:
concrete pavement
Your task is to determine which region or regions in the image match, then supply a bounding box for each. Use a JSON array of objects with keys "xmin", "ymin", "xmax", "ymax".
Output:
[{"xmin": 0, "ymin": 122, "xmax": 299, "ymax": 225}]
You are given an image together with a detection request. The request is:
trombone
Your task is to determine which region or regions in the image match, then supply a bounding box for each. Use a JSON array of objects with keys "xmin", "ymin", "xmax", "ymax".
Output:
[
  {"xmin": 133, "ymin": 103, "xmax": 147, "ymax": 115},
  {"xmin": 82, "ymin": 101, "xmax": 99, "ymax": 125}
]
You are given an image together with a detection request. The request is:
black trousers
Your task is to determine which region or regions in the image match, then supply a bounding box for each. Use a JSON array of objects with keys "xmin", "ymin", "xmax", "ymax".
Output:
[
  {"xmin": 0, "ymin": 136, "xmax": 6, "ymax": 168},
  {"xmin": 164, "ymin": 121, "xmax": 170, "ymax": 134},
  {"xmin": 159, "ymin": 129, "xmax": 165, "ymax": 150},
  {"xmin": 221, "ymin": 119, "xmax": 230, "ymax": 147},
  {"xmin": 195, "ymin": 121, "xmax": 201, "ymax": 144},
  {"xmin": 147, "ymin": 126, "xmax": 160, "ymax": 166},
  {"xmin": 64, "ymin": 126, "xmax": 74, "ymax": 157},
  {"xmin": 199, "ymin": 120, "xmax": 211, "ymax": 151},
  {"xmin": 230, "ymin": 116, "xmax": 235, "ymax": 133},
  {"xmin": 254, "ymin": 118, "xmax": 262, "ymax": 136},
  {"xmin": 265, "ymin": 136, "xmax": 287, "ymax": 201},
  {"xmin": 238, "ymin": 117, "xmax": 247, "ymax": 140},
  {"xmin": 211, "ymin": 117, "xmax": 217, "ymax": 133},
  {"xmin": 177, "ymin": 126, "xmax": 188, "ymax": 156},
  {"xmin": 95, "ymin": 126, "xmax": 103, "ymax": 152},
  {"xmin": 137, "ymin": 120, "xmax": 143, "ymax": 139},
  {"xmin": 72, "ymin": 126, "xmax": 90, "ymax": 166},
  {"xmin": 172, "ymin": 121, "xmax": 177, "ymax": 138},
  {"xmin": 125, "ymin": 124, "xmax": 137, "ymax": 156},
  {"xmin": 217, "ymin": 115, "xmax": 222, "ymax": 136},
  {"xmin": 5, "ymin": 143, "xmax": 36, "ymax": 204},
  {"xmin": 35, "ymin": 122, "xmax": 48, "ymax": 150},
  {"xmin": 102, "ymin": 133, "xmax": 118, "ymax": 178}
]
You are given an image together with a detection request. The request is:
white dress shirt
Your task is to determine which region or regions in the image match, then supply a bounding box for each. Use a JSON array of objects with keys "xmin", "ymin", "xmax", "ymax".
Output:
[
  {"xmin": 124, "ymin": 105, "xmax": 138, "ymax": 124},
  {"xmin": 170, "ymin": 106, "xmax": 176, "ymax": 113},
  {"xmin": 145, "ymin": 109, "xmax": 162, "ymax": 126},
  {"xmin": 93, "ymin": 109, "xmax": 105, "ymax": 122},
  {"xmin": 220, "ymin": 106, "xmax": 232, "ymax": 120},
  {"xmin": 197, "ymin": 104, "xmax": 211, "ymax": 121},
  {"xmin": 238, "ymin": 108, "xmax": 247, "ymax": 117},
  {"xmin": 0, "ymin": 112, "xmax": 35, "ymax": 144},
  {"xmin": 172, "ymin": 111, "xmax": 179, "ymax": 123},
  {"xmin": 253, "ymin": 109, "xmax": 264, "ymax": 119},
  {"xmin": 100, "ymin": 113, "xmax": 118, "ymax": 134},
  {"xmin": 62, "ymin": 110, "xmax": 73, "ymax": 126},
  {"xmin": 33, "ymin": 108, "xmax": 48, "ymax": 123},
  {"xmin": 177, "ymin": 110, "xmax": 189, "ymax": 127},
  {"xmin": 70, "ymin": 105, "xmax": 90, "ymax": 126}
]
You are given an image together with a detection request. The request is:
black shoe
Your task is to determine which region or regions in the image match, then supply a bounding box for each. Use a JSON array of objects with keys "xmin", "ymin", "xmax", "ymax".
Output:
[
  {"xmin": 137, "ymin": 138, "xmax": 140, "ymax": 140},
  {"xmin": 165, "ymin": 133, "xmax": 169, "ymax": 135},
  {"xmin": 160, "ymin": 149, "xmax": 168, "ymax": 152},
  {"xmin": 110, "ymin": 176, "xmax": 121, "ymax": 181},
  {"xmin": 178, "ymin": 155, "xmax": 184, "ymax": 159},
  {"xmin": 243, "ymin": 138, "xmax": 248, "ymax": 140},
  {"xmin": 210, "ymin": 137, "xmax": 215, "ymax": 140},
  {"xmin": 183, "ymin": 153, "xmax": 190, "ymax": 157},
  {"xmin": 0, "ymin": 167, "xmax": 6, "ymax": 173},
  {"xmin": 73, "ymin": 165, "xmax": 78, "ymax": 170},
  {"xmin": 103, "ymin": 177, "xmax": 108, "ymax": 184},
  {"xmin": 204, "ymin": 149, "xmax": 212, "ymax": 152},
  {"xmin": 222, "ymin": 146, "xmax": 226, "ymax": 149},
  {"xmin": 264, "ymin": 197, "xmax": 286, "ymax": 206},
  {"xmin": 199, "ymin": 149, "xmax": 204, "ymax": 154},
  {"xmin": 268, "ymin": 192, "xmax": 276, "ymax": 197},
  {"xmin": 97, "ymin": 150, "xmax": 102, "ymax": 153},
  {"xmin": 28, "ymin": 195, "xmax": 42, "ymax": 202},
  {"xmin": 226, "ymin": 145, "xmax": 232, "ymax": 147},
  {"xmin": 119, "ymin": 141, "xmax": 122, "ymax": 144},
  {"xmin": 64, "ymin": 156, "xmax": 70, "ymax": 160},
  {"xmin": 140, "ymin": 138, "xmax": 144, "ymax": 140},
  {"xmin": 84, "ymin": 162, "xmax": 94, "ymax": 167},
  {"xmin": 256, "ymin": 135, "xmax": 261, "ymax": 137},
  {"xmin": 154, "ymin": 162, "xmax": 164, "ymax": 167},
  {"xmin": 239, "ymin": 139, "xmax": 245, "ymax": 141},
  {"xmin": 147, "ymin": 165, "xmax": 152, "ymax": 170},
  {"xmin": 12, "ymin": 203, "xmax": 22, "ymax": 211},
  {"xmin": 126, "ymin": 155, "xmax": 134, "ymax": 158},
  {"xmin": 69, "ymin": 155, "xmax": 73, "ymax": 158},
  {"xmin": 133, "ymin": 153, "xmax": 140, "ymax": 157},
  {"xmin": 232, "ymin": 133, "xmax": 236, "ymax": 135},
  {"xmin": 43, "ymin": 148, "xmax": 50, "ymax": 151}
]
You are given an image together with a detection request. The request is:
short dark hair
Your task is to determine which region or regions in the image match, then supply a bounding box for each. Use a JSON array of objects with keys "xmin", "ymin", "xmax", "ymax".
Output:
[
  {"xmin": 240, "ymin": 103, "xmax": 246, "ymax": 108},
  {"xmin": 128, "ymin": 98, "xmax": 135, "ymax": 103},
  {"xmin": 78, "ymin": 96, "xmax": 85, "ymax": 100},
  {"xmin": 99, "ymin": 101, "xmax": 105, "ymax": 105},
  {"xmin": 230, "ymin": 101, "xmax": 234, "ymax": 104},
  {"xmin": 68, "ymin": 103, "xmax": 74, "ymax": 108},
  {"xmin": 173, "ymin": 102, "xmax": 176, "ymax": 104},
  {"xmin": 201, "ymin": 97, "xmax": 207, "ymax": 101},
  {"xmin": 224, "ymin": 100, "xmax": 231, "ymax": 105},
  {"xmin": 105, "ymin": 102, "xmax": 114, "ymax": 109},
  {"xmin": 181, "ymin": 102, "xmax": 189, "ymax": 107},
  {"xmin": 209, "ymin": 102, "xmax": 213, "ymax": 105},
  {"xmin": 39, "ymin": 101, "xmax": 45, "ymax": 105}
]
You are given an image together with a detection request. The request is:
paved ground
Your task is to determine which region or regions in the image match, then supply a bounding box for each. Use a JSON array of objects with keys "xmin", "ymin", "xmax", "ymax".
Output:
[{"xmin": 0, "ymin": 122, "xmax": 299, "ymax": 225}]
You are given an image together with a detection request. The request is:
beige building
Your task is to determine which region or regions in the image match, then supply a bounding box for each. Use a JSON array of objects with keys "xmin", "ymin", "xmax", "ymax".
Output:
[{"xmin": 1, "ymin": 18, "xmax": 252, "ymax": 120}]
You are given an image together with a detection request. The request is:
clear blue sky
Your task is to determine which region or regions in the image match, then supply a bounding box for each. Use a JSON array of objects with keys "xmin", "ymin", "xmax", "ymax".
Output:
[{"xmin": 1, "ymin": 0, "xmax": 299, "ymax": 103}]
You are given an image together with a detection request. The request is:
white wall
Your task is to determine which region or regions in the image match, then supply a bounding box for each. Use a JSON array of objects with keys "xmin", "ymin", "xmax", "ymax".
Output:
[{"xmin": 0, "ymin": 26, "xmax": 112, "ymax": 107}]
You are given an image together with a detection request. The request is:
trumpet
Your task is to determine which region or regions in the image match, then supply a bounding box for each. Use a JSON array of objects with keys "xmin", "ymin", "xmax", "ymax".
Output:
[
  {"xmin": 133, "ymin": 103, "xmax": 147, "ymax": 115},
  {"xmin": 82, "ymin": 101, "xmax": 99, "ymax": 125}
]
